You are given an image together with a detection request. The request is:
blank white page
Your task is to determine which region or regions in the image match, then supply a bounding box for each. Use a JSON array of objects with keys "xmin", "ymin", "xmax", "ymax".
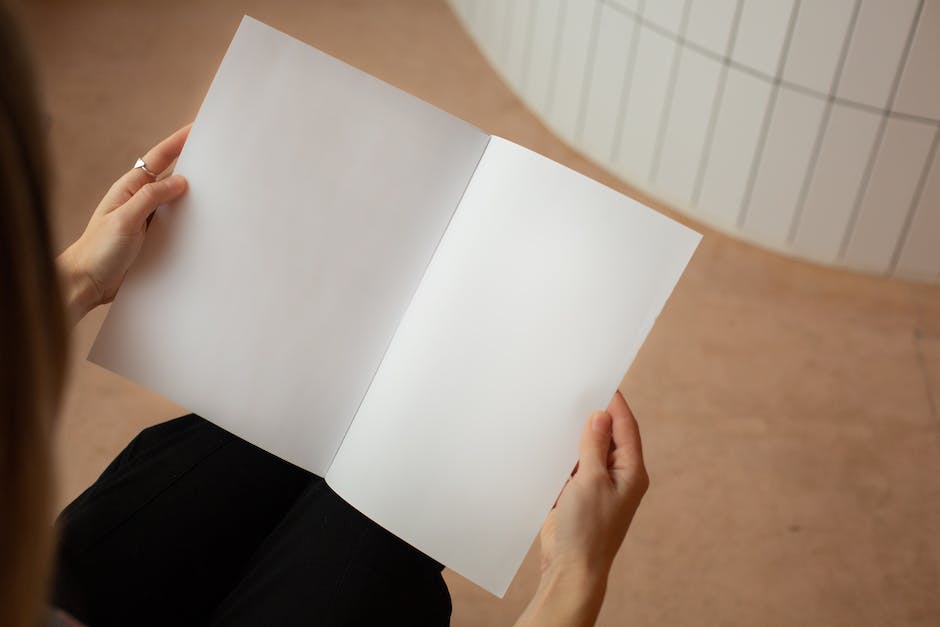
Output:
[
  {"xmin": 89, "ymin": 16, "xmax": 489, "ymax": 474},
  {"xmin": 326, "ymin": 136, "xmax": 701, "ymax": 595}
]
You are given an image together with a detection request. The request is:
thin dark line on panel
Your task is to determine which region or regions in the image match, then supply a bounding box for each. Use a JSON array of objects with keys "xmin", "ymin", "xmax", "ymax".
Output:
[
  {"xmin": 736, "ymin": 0, "xmax": 802, "ymax": 228},
  {"xmin": 575, "ymin": 1, "xmax": 604, "ymax": 141},
  {"xmin": 838, "ymin": 0, "xmax": 925, "ymax": 261},
  {"xmin": 888, "ymin": 126, "xmax": 940, "ymax": 274},
  {"xmin": 787, "ymin": 0, "xmax": 862, "ymax": 244},
  {"xmin": 608, "ymin": 0, "xmax": 645, "ymax": 163},
  {"xmin": 649, "ymin": 0, "xmax": 693, "ymax": 183},
  {"xmin": 720, "ymin": 55, "xmax": 938, "ymax": 125},
  {"xmin": 837, "ymin": 128, "xmax": 890, "ymax": 260},
  {"xmin": 500, "ymin": 0, "xmax": 514, "ymax": 65},
  {"xmin": 545, "ymin": 0, "xmax": 569, "ymax": 115},
  {"xmin": 691, "ymin": 0, "xmax": 745, "ymax": 206},
  {"xmin": 520, "ymin": 0, "xmax": 540, "ymax": 91},
  {"xmin": 877, "ymin": 108, "xmax": 940, "ymax": 126}
]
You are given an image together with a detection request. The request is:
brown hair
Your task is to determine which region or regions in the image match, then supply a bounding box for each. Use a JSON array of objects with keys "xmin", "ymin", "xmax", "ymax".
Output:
[{"xmin": 0, "ymin": 3, "xmax": 69, "ymax": 625}]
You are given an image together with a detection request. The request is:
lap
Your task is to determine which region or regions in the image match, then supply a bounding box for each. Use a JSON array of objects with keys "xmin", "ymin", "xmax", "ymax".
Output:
[
  {"xmin": 53, "ymin": 415, "xmax": 450, "ymax": 626},
  {"xmin": 210, "ymin": 478, "xmax": 451, "ymax": 627},
  {"xmin": 53, "ymin": 415, "xmax": 312, "ymax": 625}
]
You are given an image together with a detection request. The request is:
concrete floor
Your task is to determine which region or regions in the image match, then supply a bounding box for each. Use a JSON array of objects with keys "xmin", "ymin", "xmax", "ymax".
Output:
[{"xmin": 13, "ymin": 0, "xmax": 940, "ymax": 625}]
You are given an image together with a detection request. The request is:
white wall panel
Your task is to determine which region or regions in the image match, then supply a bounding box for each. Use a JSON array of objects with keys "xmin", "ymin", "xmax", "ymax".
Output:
[
  {"xmin": 548, "ymin": 0, "xmax": 599, "ymax": 139},
  {"xmin": 731, "ymin": 0, "xmax": 795, "ymax": 76},
  {"xmin": 843, "ymin": 118, "xmax": 937, "ymax": 272},
  {"xmin": 837, "ymin": 0, "xmax": 920, "ymax": 108},
  {"xmin": 609, "ymin": 0, "xmax": 640, "ymax": 13},
  {"xmin": 655, "ymin": 47, "xmax": 722, "ymax": 205},
  {"xmin": 643, "ymin": 0, "xmax": 687, "ymax": 33},
  {"xmin": 580, "ymin": 4, "xmax": 636, "ymax": 163},
  {"xmin": 474, "ymin": 0, "xmax": 505, "ymax": 62},
  {"xmin": 684, "ymin": 0, "xmax": 739, "ymax": 55},
  {"xmin": 503, "ymin": 0, "xmax": 534, "ymax": 86},
  {"xmin": 697, "ymin": 69, "xmax": 771, "ymax": 229},
  {"xmin": 520, "ymin": 0, "xmax": 563, "ymax": 111},
  {"xmin": 895, "ymin": 139, "xmax": 940, "ymax": 278},
  {"xmin": 744, "ymin": 88, "xmax": 826, "ymax": 246},
  {"xmin": 792, "ymin": 105, "xmax": 881, "ymax": 263},
  {"xmin": 782, "ymin": 0, "xmax": 857, "ymax": 94},
  {"xmin": 894, "ymin": 0, "xmax": 940, "ymax": 120},
  {"xmin": 612, "ymin": 26, "xmax": 674, "ymax": 181}
]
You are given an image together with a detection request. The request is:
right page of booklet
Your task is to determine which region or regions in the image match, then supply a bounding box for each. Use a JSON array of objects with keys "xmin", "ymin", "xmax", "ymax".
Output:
[{"xmin": 326, "ymin": 136, "xmax": 702, "ymax": 596}]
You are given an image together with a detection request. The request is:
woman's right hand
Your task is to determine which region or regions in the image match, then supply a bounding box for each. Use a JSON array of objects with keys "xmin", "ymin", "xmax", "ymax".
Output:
[{"xmin": 516, "ymin": 391, "xmax": 649, "ymax": 627}]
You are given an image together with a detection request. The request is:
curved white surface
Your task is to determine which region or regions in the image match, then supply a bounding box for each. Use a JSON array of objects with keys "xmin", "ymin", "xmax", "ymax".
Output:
[{"xmin": 450, "ymin": 0, "xmax": 940, "ymax": 282}]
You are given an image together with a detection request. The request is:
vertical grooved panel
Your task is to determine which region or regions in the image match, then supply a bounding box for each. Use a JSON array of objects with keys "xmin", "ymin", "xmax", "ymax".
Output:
[
  {"xmin": 782, "ymin": 0, "xmax": 856, "ymax": 93},
  {"xmin": 580, "ymin": 5, "xmax": 635, "ymax": 163},
  {"xmin": 612, "ymin": 26, "xmax": 674, "ymax": 181},
  {"xmin": 656, "ymin": 47, "xmax": 722, "ymax": 205},
  {"xmin": 684, "ymin": 0, "xmax": 738, "ymax": 54},
  {"xmin": 731, "ymin": 0, "xmax": 795, "ymax": 76},
  {"xmin": 697, "ymin": 69, "xmax": 772, "ymax": 229},
  {"xmin": 894, "ymin": 0, "xmax": 940, "ymax": 120},
  {"xmin": 548, "ymin": 1, "xmax": 599, "ymax": 139},
  {"xmin": 895, "ymin": 139, "xmax": 940, "ymax": 278},
  {"xmin": 843, "ymin": 118, "xmax": 937, "ymax": 272},
  {"xmin": 836, "ymin": 0, "xmax": 920, "ymax": 108},
  {"xmin": 744, "ymin": 88, "xmax": 826, "ymax": 245},
  {"xmin": 792, "ymin": 105, "xmax": 880, "ymax": 263},
  {"xmin": 643, "ymin": 0, "xmax": 686, "ymax": 32},
  {"xmin": 503, "ymin": 0, "xmax": 532, "ymax": 85},
  {"xmin": 518, "ymin": 0, "xmax": 561, "ymax": 111}
]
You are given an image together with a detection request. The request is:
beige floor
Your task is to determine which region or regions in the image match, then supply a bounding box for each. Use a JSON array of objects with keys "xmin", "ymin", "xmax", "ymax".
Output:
[{"xmin": 13, "ymin": 0, "xmax": 940, "ymax": 625}]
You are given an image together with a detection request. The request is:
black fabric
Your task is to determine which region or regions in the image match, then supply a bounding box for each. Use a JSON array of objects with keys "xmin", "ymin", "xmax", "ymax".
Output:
[{"xmin": 51, "ymin": 415, "xmax": 451, "ymax": 627}]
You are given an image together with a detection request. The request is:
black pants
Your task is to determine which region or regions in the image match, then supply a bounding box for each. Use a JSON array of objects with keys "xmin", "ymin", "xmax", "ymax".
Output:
[{"xmin": 52, "ymin": 415, "xmax": 451, "ymax": 626}]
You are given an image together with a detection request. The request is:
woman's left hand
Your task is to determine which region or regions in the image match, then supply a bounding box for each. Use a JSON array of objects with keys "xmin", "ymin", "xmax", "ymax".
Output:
[{"xmin": 58, "ymin": 124, "xmax": 191, "ymax": 323}]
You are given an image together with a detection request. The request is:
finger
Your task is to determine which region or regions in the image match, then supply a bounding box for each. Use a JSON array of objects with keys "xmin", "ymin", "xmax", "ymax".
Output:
[
  {"xmin": 609, "ymin": 390, "xmax": 642, "ymax": 460},
  {"xmin": 608, "ymin": 390, "xmax": 647, "ymax": 484},
  {"xmin": 114, "ymin": 175, "xmax": 187, "ymax": 233},
  {"xmin": 578, "ymin": 410, "xmax": 613, "ymax": 474},
  {"xmin": 98, "ymin": 123, "xmax": 193, "ymax": 214}
]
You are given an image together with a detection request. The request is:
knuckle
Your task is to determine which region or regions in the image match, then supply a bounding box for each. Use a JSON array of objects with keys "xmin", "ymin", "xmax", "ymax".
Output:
[
  {"xmin": 615, "ymin": 458, "xmax": 649, "ymax": 497},
  {"xmin": 137, "ymin": 182, "xmax": 156, "ymax": 201},
  {"xmin": 139, "ymin": 182, "xmax": 163, "ymax": 203}
]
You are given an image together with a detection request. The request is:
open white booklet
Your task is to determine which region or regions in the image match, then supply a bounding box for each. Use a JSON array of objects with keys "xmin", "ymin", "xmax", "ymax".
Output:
[{"xmin": 90, "ymin": 16, "xmax": 700, "ymax": 596}]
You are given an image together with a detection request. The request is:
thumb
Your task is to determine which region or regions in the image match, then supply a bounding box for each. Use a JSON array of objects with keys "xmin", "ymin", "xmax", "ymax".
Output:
[
  {"xmin": 116, "ymin": 175, "xmax": 187, "ymax": 232},
  {"xmin": 578, "ymin": 411, "xmax": 612, "ymax": 473}
]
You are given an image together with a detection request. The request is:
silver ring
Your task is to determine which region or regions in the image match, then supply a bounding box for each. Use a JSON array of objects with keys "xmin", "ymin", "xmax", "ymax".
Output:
[{"xmin": 134, "ymin": 157, "xmax": 158, "ymax": 177}]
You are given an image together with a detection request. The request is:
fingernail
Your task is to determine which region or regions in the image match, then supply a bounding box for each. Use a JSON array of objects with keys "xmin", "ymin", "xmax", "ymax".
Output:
[{"xmin": 592, "ymin": 411, "xmax": 612, "ymax": 434}]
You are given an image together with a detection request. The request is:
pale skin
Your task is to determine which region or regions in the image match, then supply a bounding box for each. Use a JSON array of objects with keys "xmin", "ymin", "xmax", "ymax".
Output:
[
  {"xmin": 57, "ymin": 125, "xmax": 649, "ymax": 626},
  {"xmin": 58, "ymin": 124, "xmax": 191, "ymax": 323}
]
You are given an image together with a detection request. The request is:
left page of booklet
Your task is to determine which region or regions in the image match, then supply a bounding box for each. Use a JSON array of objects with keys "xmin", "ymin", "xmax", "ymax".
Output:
[{"xmin": 89, "ymin": 16, "xmax": 490, "ymax": 475}]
